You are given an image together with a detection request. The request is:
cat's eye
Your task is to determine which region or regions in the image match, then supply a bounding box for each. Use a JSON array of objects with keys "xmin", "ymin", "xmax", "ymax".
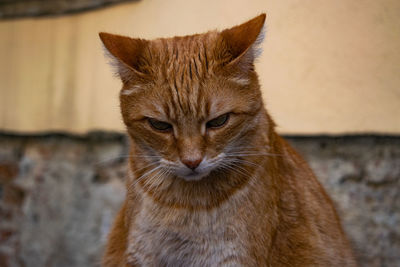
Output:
[
  {"xmin": 148, "ymin": 118, "xmax": 172, "ymax": 131},
  {"xmin": 206, "ymin": 113, "xmax": 230, "ymax": 129}
]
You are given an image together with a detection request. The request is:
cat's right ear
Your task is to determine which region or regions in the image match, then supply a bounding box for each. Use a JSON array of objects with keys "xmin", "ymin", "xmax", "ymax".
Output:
[{"xmin": 99, "ymin": 32, "xmax": 149, "ymax": 83}]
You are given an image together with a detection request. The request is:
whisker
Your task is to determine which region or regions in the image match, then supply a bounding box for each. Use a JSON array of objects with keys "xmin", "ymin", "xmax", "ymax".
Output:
[
  {"xmin": 227, "ymin": 158, "xmax": 262, "ymax": 168},
  {"xmin": 129, "ymin": 165, "xmax": 163, "ymax": 190},
  {"xmin": 149, "ymin": 168, "xmax": 171, "ymax": 192},
  {"xmin": 94, "ymin": 154, "xmax": 161, "ymax": 166},
  {"xmin": 142, "ymin": 169, "xmax": 161, "ymax": 189},
  {"xmin": 129, "ymin": 162, "xmax": 161, "ymax": 181},
  {"xmin": 218, "ymin": 160, "xmax": 251, "ymax": 177},
  {"xmin": 218, "ymin": 164, "xmax": 248, "ymax": 178},
  {"xmin": 225, "ymin": 152, "xmax": 282, "ymax": 157},
  {"xmin": 226, "ymin": 154, "xmax": 270, "ymax": 157}
]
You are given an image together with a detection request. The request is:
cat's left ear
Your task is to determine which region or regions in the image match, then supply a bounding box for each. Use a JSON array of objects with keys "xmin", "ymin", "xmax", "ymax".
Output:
[
  {"xmin": 99, "ymin": 32, "xmax": 149, "ymax": 83},
  {"xmin": 220, "ymin": 13, "xmax": 266, "ymax": 70}
]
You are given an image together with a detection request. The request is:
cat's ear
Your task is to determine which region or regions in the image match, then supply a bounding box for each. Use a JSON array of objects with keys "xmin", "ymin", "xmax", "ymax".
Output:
[
  {"xmin": 220, "ymin": 14, "xmax": 266, "ymax": 69},
  {"xmin": 99, "ymin": 32, "xmax": 149, "ymax": 83}
]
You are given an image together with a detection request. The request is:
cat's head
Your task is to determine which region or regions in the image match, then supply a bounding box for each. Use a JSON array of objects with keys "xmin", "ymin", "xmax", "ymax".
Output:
[{"xmin": 100, "ymin": 14, "xmax": 267, "ymax": 183}]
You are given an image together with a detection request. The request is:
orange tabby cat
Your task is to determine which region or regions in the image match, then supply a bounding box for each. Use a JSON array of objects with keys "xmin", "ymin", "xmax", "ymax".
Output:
[{"xmin": 99, "ymin": 14, "xmax": 356, "ymax": 266}]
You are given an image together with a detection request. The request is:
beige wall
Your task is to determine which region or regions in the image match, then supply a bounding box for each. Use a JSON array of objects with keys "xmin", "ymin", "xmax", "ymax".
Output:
[{"xmin": 1, "ymin": 0, "xmax": 399, "ymax": 134}]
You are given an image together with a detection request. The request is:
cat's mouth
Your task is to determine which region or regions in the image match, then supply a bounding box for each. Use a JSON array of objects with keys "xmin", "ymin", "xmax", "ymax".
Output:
[
  {"xmin": 179, "ymin": 170, "xmax": 211, "ymax": 182},
  {"xmin": 161, "ymin": 157, "xmax": 219, "ymax": 182}
]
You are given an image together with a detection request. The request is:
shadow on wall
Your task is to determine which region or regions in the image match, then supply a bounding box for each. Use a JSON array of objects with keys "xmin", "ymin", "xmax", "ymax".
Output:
[
  {"xmin": 0, "ymin": 133, "xmax": 399, "ymax": 267},
  {"xmin": 0, "ymin": 0, "xmax": 140, "ymax": 19}
]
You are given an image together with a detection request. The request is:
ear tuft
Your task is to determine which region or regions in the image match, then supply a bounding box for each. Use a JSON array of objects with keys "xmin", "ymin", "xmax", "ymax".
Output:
[
  {"xmin": 221, "ymin": 14, "xmax": 266, "ymax": 68},
  {"xmin": 99, "ymin": 32, "xmax": 148, "ymax": 83}
]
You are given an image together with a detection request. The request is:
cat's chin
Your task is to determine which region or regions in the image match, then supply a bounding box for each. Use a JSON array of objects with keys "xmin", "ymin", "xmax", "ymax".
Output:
[{"xmin": 179, "ymin": 171, "xmax": 211, "ymax": 182}]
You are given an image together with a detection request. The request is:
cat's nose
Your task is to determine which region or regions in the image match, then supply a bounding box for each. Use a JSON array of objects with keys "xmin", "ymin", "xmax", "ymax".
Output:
[{"xmin": 182, "ymin": 158, "xmax": 202, "ymax": 170}]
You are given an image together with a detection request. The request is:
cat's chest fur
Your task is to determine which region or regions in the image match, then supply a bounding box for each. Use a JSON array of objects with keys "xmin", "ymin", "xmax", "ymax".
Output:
[{"xmin": 126, "ymin": 196, "xmax": 249, "ymax": 267}]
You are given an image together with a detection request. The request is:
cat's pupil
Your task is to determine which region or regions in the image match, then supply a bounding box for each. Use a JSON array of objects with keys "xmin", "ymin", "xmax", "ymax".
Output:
[
  {"xmin": 148, "ymin": 118, "xmax": 172, "ymax": 131},
  {"xmin": 206, "ymin": 113, "xmax": 229, "ymax": 128}
]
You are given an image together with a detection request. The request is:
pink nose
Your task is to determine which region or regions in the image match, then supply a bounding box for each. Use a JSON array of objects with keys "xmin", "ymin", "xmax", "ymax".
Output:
[{"xmin": 182, "ymin": 158, "xmax": 202, "ymax": 170}]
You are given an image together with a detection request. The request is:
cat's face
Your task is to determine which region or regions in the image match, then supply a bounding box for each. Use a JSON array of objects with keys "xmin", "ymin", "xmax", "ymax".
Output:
[
  {"xmin": 100, "ymin": 14, "xmax": 266, "ymax": 182},
  {"xmin": 120, "ymin": 55, "xmax": 262, "ymax": 181}
]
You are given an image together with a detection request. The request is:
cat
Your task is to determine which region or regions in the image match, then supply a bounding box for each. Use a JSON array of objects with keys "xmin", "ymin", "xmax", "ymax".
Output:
[{"xmin": 99, "ymin": 14, "xmax": 357, "ymax": 267}]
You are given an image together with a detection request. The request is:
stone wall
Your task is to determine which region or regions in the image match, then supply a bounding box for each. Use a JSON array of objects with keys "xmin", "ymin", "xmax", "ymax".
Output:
[{"xmin": 0, "ymin": 133, "xmax": 399, "ymax": 267}]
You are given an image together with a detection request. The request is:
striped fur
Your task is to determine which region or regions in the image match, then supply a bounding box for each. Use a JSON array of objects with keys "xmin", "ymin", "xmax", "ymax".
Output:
[{"xmin": 99, "ymin": 14, "xmax": 357, "ymax": 267}]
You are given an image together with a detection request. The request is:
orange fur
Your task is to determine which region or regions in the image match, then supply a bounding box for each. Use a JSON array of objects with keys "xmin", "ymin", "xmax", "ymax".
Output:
[{"xmin": 99, "ymin": 14, "xmax": 356, "ymax": 266}]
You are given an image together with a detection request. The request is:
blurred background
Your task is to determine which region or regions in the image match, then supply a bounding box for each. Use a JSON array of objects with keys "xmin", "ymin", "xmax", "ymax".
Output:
[{"xmin": 0, "ymin": 0, "xmax": 399, "ymax": 266}]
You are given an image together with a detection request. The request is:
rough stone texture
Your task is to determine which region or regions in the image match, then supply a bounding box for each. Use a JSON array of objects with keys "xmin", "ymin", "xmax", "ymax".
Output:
[
  {"xmin": 289, "ymin": 136, "xmax": 400, "ymax": 267},
  {"xmin": 0, "ymin": 0, "xmax": 139, "ymax": 19},
  {"xmin": 0, "ymin": 133, "xmax": 399, "ymax": 267},
  {"xmin": 0, "ymin": 133, "xmax": 128, "ymax": 267}
]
